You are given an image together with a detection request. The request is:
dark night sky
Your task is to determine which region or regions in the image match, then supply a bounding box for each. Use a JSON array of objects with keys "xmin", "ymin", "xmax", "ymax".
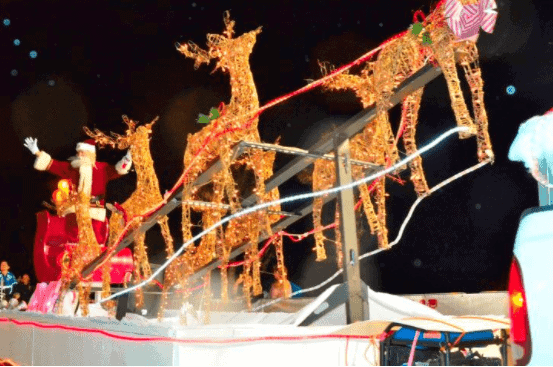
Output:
[{"xmin": 0, "ymin": 0, "xmax": 552, "ymax": 295}]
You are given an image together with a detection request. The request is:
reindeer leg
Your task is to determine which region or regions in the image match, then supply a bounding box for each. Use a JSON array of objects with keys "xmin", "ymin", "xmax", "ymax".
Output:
[
  {"xmin": 374, "ymin": 177, "xmax": 389, "ymax": 249},
  {"xmin": 312, "ymin": 160, "xmax": 335, "ymax": 261},
  {"xmin": 157, "ymin": 260, "xmax": 176, "ymax": 320},
  {"xmin": 431, "ymin": 39, "xmax": 476, "ymax": 139},
  {"xmin": 401, "ymin": 88, "xmax": 430, "ymax": 196},
  {"xmin": 242, "ymin": 245, "xmax": 254, "ymax": 310},
  {"xmin": 247, "ymin": 213, "xmax": 262, "ymax": 297},
  {"xmin": 157, "ymin": 216, "xmax": 175, "ymax": 257},
  {"xmin": 272, "ymin": 231, "xmax": 290, "ymax": 299},
  {"xmin": 458, "ymin": 42, "xmax": 494, "ymax": 162},
  {"xmin": 359, "ymin": 182, "xmax": 380, "ymax": 234},
  {"xmin": 101, "ymin": 259, "xmax": 115, "ymax": 312},
  {"xmin": 131, "ymin": 232, "xmax": 150, "ymax": 310}
]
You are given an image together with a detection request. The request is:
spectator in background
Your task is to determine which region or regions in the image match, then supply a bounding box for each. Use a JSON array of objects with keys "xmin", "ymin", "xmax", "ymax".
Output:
[
  {"xmin": 269, "ymin": 266, "xmax": 303, "ymax": 299},
  {"xmin": 0, "ymin": 261, "xmax": 17, "ymax": 300},
  {"xmin": 270, "ymin": 269, "xmax": 292, "ymax": 299},
  {"xmin": 12, "ymin": 274, "xmax": 33, "ymax": 304}
]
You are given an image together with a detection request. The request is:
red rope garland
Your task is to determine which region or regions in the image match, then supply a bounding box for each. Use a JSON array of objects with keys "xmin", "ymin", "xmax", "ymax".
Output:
[
  {"xmin": 88, "ymin": 0, "xmax": 449, "ymax": 279},
  {"xmin": 222, "ymin": 179, "xmax": 379, "ymax": 269},
  {"xmin": 1, "ymin": 316, "xmax": 383, "ymax": 345}
]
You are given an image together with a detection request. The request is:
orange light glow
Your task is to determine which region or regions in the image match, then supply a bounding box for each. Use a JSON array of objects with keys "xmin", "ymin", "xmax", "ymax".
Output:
[
  {"xmin": 511, "ymin": 291, "xmax": 524, "ymax": 310},
  {"xmin": 52, "ymin": 189, "xmax": 68, "ymax": 204},
  {"xmin": 57, "ymin": 179, "xmax": 71, "ymax": 194}
]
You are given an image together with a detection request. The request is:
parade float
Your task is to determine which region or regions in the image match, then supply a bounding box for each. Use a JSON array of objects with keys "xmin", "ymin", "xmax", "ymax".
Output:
[{"xmin": 0, "ymin": 0, "xmax": 512, "ymax": 365}]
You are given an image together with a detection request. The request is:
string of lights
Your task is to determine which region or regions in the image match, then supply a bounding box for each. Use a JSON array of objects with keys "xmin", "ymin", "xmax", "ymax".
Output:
[
  {"xmin": 251, "ymin": 158, "xmax": 491, "ymax": 313},
  {"xmin": 86, "ymin": 1, "xmax": 453, "ymax": 286},
  {"xmin": 100, "ymin": 125, "xmax": 470, "ymax": 304}
]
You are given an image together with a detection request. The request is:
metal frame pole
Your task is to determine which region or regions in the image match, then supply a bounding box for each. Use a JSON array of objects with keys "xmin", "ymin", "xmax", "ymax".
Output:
[
  {"xmin": 334, "ymin": 134, "xmax": 369, "ymax": 323},
  {"xmin": 77, "ymin": 64, "xmax": 442, "ymax": 286}
]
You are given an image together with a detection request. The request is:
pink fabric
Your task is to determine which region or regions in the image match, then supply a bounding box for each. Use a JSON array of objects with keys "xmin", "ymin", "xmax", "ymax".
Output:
[
  {"xmin": 445, "ymin": 0, "xmax": 498, "ymax": 41},
  {"xmin": 27, "ymin": 281, "xmax": 62, "ymax": 313},
  {"xmin": 407, "ymin": 330, "xmax": 421, "ymax": 366}
]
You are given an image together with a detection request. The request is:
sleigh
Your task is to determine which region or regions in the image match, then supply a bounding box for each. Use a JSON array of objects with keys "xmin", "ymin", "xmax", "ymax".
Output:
[{"xmin": 33, "ymin": 210, "xmax": 133, "ymax": 285}]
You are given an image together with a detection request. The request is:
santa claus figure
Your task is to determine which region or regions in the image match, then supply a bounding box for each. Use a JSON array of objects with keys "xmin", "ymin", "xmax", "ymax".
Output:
[{"xmin": 24, "ymin": 137, "xmax": 132, "ymax": 245}]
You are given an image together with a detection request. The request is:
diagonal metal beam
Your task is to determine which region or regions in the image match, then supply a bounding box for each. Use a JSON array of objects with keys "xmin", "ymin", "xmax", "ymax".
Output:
[
  {"xmin": 77, "ymin": 145, "xmax": 246, "ymax": 283},
  {"xmin": 241, "ymin": 64, "xmax": 442, "ymax": 208},
  {"xmin": 187, "ymin": 168, "xmax": 381, "ymax": 282},
  {"xmin": 186, "ymin": 64, "xmax": 443, "ymax": 281},
  {"xmin": 77, "ymin": 64, "xmax": 442, "ymax": 286},
  {"xmin": 238, "ymin": 141, "xmax": 381, "ymax": 169}
]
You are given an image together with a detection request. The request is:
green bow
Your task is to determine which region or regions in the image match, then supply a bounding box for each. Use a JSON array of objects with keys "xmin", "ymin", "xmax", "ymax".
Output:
[{"xmin": 197, "ymin": 107, "xmax": 221, "ymax": 124}]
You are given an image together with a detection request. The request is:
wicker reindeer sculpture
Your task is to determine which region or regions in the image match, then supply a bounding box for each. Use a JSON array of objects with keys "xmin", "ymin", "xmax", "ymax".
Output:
[
  {"xmin": 85, "ymin": 116, "xmax": 175, "ymax": 307},
  {"xmin": 311, "ymin": 0, "xmax": 494, "ymax": 261},
  {"xmin": 156, "ymin": 13, "xmax": 285, "ymax": 318}
]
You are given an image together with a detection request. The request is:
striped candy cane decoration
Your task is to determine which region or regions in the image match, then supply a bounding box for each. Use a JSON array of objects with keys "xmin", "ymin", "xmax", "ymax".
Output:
[{"xmin": 445, "ymin": 0, "xmax": 498, "ymax": 41}]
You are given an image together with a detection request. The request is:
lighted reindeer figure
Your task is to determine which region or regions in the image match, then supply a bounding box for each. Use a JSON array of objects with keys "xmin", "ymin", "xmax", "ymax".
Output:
[
  {"xmin": 160, "ymin": 12, "xmax": 284, "ymax": 316},
  {"xmin": 311, "ymin": 63, "xmax": 393, "ymax": 261},
  {"xmin": 85, "ymin": 116, "xmax": 175, "ymax": 307},
  {"xmin": 311, "ymin": 0, "xmax": 495, "ymax": 261}
]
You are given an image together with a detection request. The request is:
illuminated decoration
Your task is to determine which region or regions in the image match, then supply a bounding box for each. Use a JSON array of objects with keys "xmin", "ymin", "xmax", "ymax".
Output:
[
  {"xmin": 159, "ymin": 12, "xmax": 284, "ymax": 317},
  {"xmin": 202, "ymin": 272, "xmax": 212, "ymax": 324},
  {"xmin": 445, "ymin": 0, "xmax": 497, "ymax": 42},
  {"xmin": 197, "ymin": 107, "xmax": 221, "ymax": 124},
  {"xmin": 73, "ymin": 3, "xmax": 494, "ymax": 315},
  {"xmin": 56, "ymin": 190, "xmax": 101, "ymax": 316},
  {"xmin": 47, "ymin": 177, "xmax": 100, "ymax": 316},
  {"xmin": 51, "ymin": 179, "xmax": 74, "ymax": 214},
  {"xmin": 311, "ymin": 0, "xmax": 494, "ymax": 258},
  {"xmin": 58, "ymin": 179, "xmax": 71, "ymax": 194},
  {"xmin": 84, "ymin": 116, "xmax": 175, "ymax": 309},
  {"xmin": 99, "ymin": 126, "xmax": 474, "ymax": 307},
  {"xmin": 52, "ymin": 189, "xmax": 68, "ymax": 206}
]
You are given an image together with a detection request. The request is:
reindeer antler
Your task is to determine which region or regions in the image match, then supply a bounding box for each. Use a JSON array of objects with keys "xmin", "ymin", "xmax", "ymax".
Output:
[
  {"xmin": 222, "ymin": 11, "xmax": 236, "ymax": 39},
  {"xmin": 122, "ymin": 115, "xmax": 137, "ymax": 132},
  {"xmin": 177, "ymin": 42, "xmax": 212, "ymax": 70},
  {"xmin": 144, "ymin": 116, "xmax": 160, "ymax": 131},
  {"xmin": 83, "ymin": 126, "xmax": 117, "ymax": 149}
]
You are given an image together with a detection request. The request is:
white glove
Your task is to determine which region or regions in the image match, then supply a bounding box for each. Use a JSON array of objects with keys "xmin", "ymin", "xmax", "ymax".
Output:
[
  {"xmin": 119, "ymin": 150, "xmax": 132, "ymax": 171},
  {"xmin": 24, "ymin": 137, "xmax": 40, "ymax": 155}
]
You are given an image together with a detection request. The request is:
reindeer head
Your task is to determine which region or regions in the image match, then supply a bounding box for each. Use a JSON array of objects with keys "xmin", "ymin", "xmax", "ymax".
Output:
[
  {"xmin": 84, "ymin": 115, "xmax": 158, "ymax": 151},
  {"xmin": 177, "ymin": 12, "xmax": 261, "ymax": 73}
]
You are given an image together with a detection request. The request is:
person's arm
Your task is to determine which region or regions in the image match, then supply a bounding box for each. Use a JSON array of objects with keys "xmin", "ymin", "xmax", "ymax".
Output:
[
  {"xmin": 106, "ymin": 150, "xmax": 132, "ymax": 181},
  {"xmin": 24, "ymin": 137, "xmax": 71, "ymax": 177},
  {"xmin": 5, "ymin": 274, "xmax": 17, "ymax": 296}
]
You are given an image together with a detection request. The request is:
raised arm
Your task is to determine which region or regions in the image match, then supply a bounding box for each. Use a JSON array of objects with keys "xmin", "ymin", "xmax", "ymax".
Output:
[
  {"xmin": 106, "ymin": 150, "xmax": 133, "ymax": 181},
  {"xmin": 23, "ymin": 137, "xmax": 72, "ymax": 177}
]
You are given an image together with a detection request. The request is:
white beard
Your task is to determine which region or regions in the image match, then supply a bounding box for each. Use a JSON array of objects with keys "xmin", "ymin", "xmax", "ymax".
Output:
[{"xmin": 70, "ymin": 156, "xmax": 94, "ymax": 196}]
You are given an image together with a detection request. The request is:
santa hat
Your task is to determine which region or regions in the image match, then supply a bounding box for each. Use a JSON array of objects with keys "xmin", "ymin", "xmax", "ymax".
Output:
[
  {"xmin": 545, "ymin": 107, "xmax": 553, "ymax": 116},
  {"xmin": 76, "ymin": 139, "xmax": 96, "ymax": 154}
]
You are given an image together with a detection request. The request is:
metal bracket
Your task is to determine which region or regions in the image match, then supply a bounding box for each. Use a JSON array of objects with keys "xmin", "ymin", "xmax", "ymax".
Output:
[
  {"xmin": 334, "ymin": 136, "xmax": 370, "ymax": 323},
  {"xmin": 297, "ymin": 281, "xmax": 369, "ymax": 326}
]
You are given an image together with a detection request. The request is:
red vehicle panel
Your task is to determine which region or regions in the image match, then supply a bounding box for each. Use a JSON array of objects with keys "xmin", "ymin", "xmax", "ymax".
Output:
[{"xmin": 33, "ymin": 210, "xmax": 133, "ymax": 284}]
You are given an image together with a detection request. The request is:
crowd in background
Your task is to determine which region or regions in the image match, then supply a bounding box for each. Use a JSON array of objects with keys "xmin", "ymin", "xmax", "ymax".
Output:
[{"xmin": 0, "ymin": 260, "xmax": 34, "ymax": 310}]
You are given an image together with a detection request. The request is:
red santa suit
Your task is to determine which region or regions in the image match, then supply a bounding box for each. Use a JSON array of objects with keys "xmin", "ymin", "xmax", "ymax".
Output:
[{"xmin": 33, "ymin": 139, "xmax": 132, "ymax": 245}]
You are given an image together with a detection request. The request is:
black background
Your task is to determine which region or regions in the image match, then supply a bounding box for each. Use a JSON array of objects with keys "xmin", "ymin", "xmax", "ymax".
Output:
[{"xmin": 0, "ymin": 0, "xmax": 551, "ymax": 295}]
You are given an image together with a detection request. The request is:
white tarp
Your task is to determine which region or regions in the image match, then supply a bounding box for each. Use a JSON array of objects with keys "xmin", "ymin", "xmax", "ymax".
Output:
[{"xmin": 0, "ymin": 286, "xmax": 472, "ymax": 366}]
